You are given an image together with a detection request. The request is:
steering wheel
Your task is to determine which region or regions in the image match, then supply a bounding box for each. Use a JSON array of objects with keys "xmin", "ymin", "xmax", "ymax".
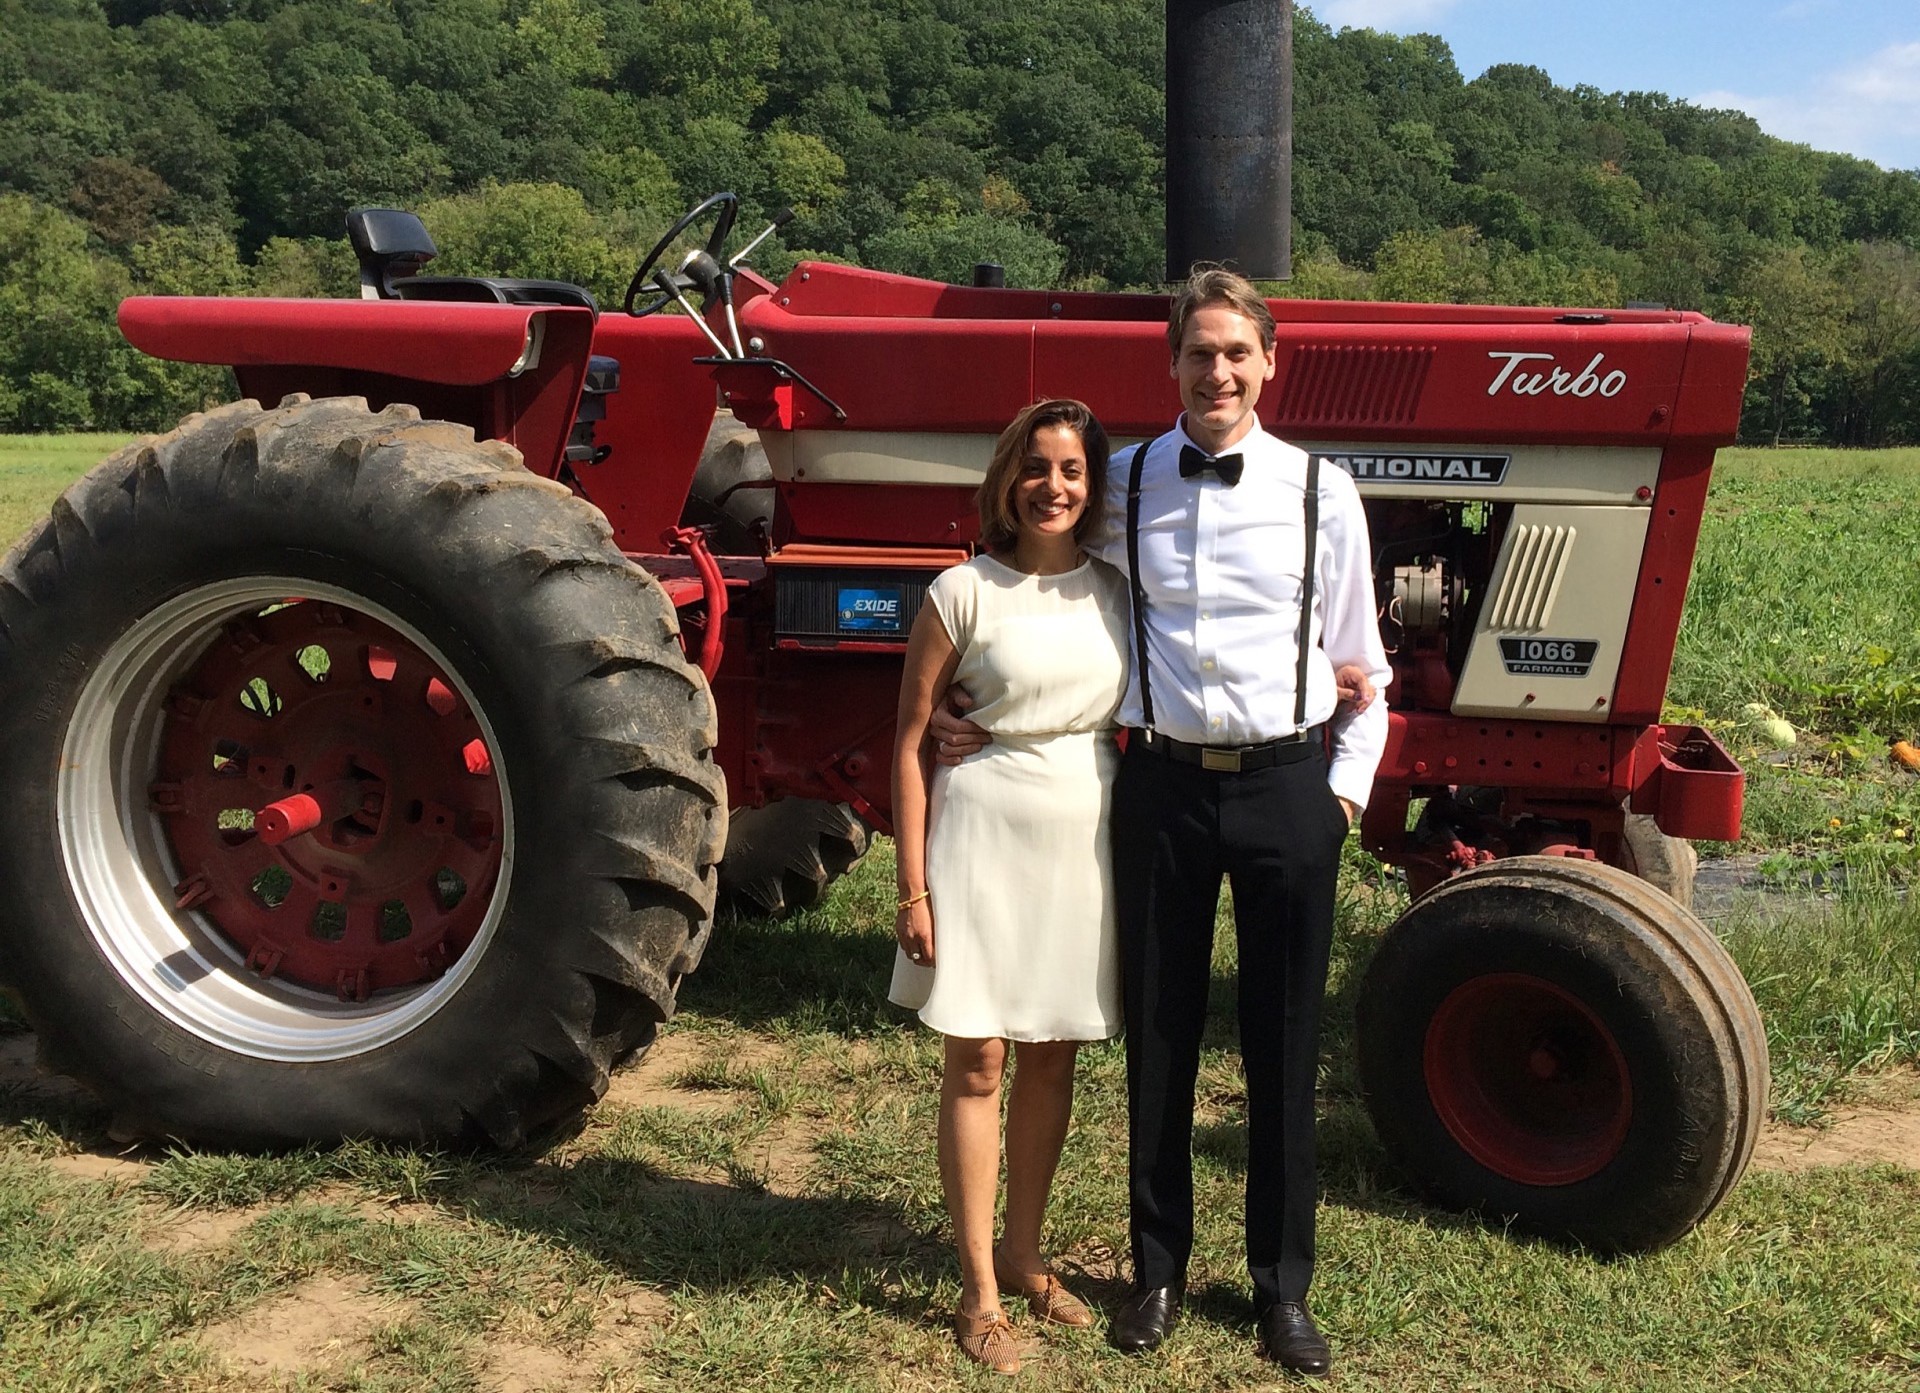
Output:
[{"xmin": 623, "ymin": 191, "xmax": 741, "ymax": 317}]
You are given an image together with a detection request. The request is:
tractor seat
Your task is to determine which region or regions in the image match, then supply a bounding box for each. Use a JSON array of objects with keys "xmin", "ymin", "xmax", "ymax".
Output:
[
  {"xmin": 390, "ymin": 275, "xmax": 596, "ymax": 312},
  {"xmin": 346, "ymin": 206, "xmax": 597, "ymax": 315}
]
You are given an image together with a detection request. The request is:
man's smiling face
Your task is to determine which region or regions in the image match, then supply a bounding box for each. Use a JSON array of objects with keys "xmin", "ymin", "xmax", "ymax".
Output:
[{"xmin": 1172, "ymin": 302, "xmax": 1276, "ymax": 454}]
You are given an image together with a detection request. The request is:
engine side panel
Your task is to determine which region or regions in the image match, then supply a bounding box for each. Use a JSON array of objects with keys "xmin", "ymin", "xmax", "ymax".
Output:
[{"xmin": 1452, "ymin": 505, "xmax": 1653, "ymax": 721}]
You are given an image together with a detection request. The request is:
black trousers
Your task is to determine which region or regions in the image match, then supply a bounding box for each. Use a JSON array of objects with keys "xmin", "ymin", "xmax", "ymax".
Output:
[{"xmin": 1112, "ymin": 737, "xmax": 1346, "ymax": 1308}]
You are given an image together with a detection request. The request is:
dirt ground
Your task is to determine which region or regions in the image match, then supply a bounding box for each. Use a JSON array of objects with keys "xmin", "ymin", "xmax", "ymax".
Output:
[
  {"xmin": 198, "ymin": 1273, "xmax": 395, "ymax": 1380},
  {"xmin": 1748, "ymin": 1070, "xmax": 1920, "ymax": 1172}
]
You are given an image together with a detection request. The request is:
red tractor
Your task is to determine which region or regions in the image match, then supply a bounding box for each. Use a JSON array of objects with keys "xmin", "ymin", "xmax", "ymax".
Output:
[{"xmin": 0, "ymin": 11, "xmax": 1764, "ymax": 1258}]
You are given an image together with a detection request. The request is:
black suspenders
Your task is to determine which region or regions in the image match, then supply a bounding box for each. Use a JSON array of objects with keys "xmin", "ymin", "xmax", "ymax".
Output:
[
  {"xmin": 1125, "ymin": 440, "xmax": 1320, "ymax": 740},
  {"xmin": 1296, "ymin": 452, "xmax": 1320, "ymax": 731},
  {"xmin": 1126, "ymin": 440, "xmax": 1158, "ymax": 730}
]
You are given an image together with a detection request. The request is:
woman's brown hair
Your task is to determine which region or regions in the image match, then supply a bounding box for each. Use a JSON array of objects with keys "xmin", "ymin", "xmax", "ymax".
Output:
[{"xmin": 976, "ymin": 398, "xmax": 1111, "ymax": 554}]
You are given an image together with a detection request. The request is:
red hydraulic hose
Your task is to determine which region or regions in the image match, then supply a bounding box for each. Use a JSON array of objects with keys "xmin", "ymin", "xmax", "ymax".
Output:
[{"xmin": 663, "ymin": 526, "xmax": 729, "ymax": 682}]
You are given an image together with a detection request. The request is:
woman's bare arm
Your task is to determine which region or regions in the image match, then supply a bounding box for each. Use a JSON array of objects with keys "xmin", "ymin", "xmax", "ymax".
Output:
[{"xmin": 892, "ymin": 602, "xmax": 962, "ymax": 966}]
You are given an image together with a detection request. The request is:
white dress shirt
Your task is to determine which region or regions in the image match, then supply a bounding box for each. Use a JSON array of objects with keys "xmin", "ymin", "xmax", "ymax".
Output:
[{"xmin": 1084, "ymin": 417, "xmax": 1393, "ymax": 811}]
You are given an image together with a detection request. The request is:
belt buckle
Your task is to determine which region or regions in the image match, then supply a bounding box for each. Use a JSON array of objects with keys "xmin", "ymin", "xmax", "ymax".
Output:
[{"xmin": 1200, "ymin": 747, "xmax": 1242, "ymax": 772}]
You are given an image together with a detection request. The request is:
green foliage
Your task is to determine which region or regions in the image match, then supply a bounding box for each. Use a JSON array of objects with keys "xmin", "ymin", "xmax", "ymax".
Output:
[
  {"xmin": 415, "ymin": 181, "xmax": 643, "ymax": 307},
  {"xmin": 1724, "ymin": 243, "xmax": 1848, "ymax": 445},
  {"xmin": 512, "ymin": 0, "xmax": 612, "ymax": 84},
  {"xmin": 250, "ymin": 235, "xmax": 360, "ymax": 298},
  {"xmin": 579, "ymin": 144, "xmax": 682, "ymax": 217},
  {"xmin": 0, "ymin": 193, "xmax": 136, "ymax": 431},
  {"xmin": 867, "ymin": 212, "xmax": 1066, "ymax": 289},
  {"xmin": 626, "ymin": 0, "xmax": 780, "ymax": 125},
  {"xmin": 4, "ymin": 0, "xmax": 1920, "ymax": 434}
]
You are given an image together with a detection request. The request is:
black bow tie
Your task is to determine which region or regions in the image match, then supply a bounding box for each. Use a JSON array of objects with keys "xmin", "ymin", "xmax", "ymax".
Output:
[{"xmin": 1179, "ymin": 444, "xmax": 1244, "ymax": 486}]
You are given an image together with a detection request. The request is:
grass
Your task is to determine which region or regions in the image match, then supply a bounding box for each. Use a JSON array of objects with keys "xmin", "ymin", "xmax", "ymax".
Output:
[
  {"xmin": 1670, "ymin": 445, "xmax": 1920, "ymax": 879},
  {"xmin": 3, "ymin": 853, "xmax": 1918, "ymax": 1391},
  {"xmin": 1, "ymin": 435, "xmax": 1918, "ymax": 1387},
  {"xmin": 0, "ymin": 433, "xmax": 132, "ymax": 543},
  {"xmin": 1718, "ymin": 888, "xmax": 1920, "ymax": 1123}
]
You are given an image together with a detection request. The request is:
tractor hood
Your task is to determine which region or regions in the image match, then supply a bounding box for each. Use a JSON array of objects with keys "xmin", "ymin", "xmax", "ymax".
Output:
[{"xmin": 728, "ymin": 262, "xmax": 1751, "ymax": 447}]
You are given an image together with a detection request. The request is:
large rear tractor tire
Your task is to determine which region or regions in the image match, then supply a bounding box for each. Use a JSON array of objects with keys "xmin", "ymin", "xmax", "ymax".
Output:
[
  {"xmin": 0, "ymin": 396, "xmax": 726, "ymax": 1148},
  {"xmin": 716, "ymin": 799, "xmax": 871, "ymax": 919},
  {"xmin": 1356, "ymin": 856, "xmax": 1766, "ymax": 1252}
]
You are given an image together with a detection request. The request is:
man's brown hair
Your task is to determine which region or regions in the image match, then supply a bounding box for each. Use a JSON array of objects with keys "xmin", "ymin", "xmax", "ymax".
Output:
[
  {"xmin": 977, "ymin": 399, "xmax": 1110, "ymax": 554},
  {"xmin": 1166, "ymin": 263, "xmax": 1277, "ymax": 357}
]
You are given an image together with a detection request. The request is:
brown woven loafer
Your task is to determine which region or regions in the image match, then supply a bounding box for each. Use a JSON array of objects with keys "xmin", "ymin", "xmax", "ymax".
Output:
[
  {"xmin": 955, "ymin": 1307, "xmax": 1023, "ymax": 1374},
  {"xmin": 993, "ymin": 1252, "xmax": 1095, "ymax": 1328}
]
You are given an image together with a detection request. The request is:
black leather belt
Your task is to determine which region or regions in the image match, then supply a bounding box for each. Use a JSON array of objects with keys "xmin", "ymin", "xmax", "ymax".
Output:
[{"xmin": 1131, "ymin": 726, "xmax": 1323, "ymax": 772}]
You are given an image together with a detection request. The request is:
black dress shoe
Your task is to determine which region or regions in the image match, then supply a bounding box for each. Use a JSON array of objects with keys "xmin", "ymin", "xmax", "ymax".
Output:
[
  {"xmin": 1107, "ymin": 1283, "xmax": 1183, "ymax": 1353},
  {"xmin": 1256, "ymin": 1301, "xmax": 1331, "ymax": 1377}
]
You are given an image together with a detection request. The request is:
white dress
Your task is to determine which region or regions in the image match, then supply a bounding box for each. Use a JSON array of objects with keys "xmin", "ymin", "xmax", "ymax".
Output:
[{"xmin": 888, "ymin": 554, "xmax": 1129, "ymax": 1041}]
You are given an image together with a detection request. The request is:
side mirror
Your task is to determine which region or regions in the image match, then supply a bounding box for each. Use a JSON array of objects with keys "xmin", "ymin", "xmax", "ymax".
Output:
[{"xmin": 346, "ymin": 208, "xmax": 438, "ymax": 300}]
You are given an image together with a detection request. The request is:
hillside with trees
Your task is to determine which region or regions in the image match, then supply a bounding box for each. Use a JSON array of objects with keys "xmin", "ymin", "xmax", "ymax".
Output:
[{"xmin": 3, "ymin": 0, "xmax": 1918, "ymax": 443}]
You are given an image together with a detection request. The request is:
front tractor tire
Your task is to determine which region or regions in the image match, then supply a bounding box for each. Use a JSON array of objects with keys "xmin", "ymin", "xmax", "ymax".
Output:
[
  {"xmin": 1356, "ymin": 857, "xmax": 1766, "ymax": 1253},
  {"xmin": 0, "ymin": 396, "xmax": 726, "ymax": 1149}
]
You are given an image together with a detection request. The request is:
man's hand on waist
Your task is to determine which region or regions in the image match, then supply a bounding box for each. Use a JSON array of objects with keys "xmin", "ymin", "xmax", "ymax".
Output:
[
  {"xmin": 1335, "ymin": 663, "xmax": 1376, "ymax": 716},
  {"xmin": 928, "ymin": 687, "xmax": 990, "ymax": 765}
]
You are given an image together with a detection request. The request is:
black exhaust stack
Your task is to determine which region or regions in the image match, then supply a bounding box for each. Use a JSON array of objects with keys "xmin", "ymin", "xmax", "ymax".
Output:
[{"xmin": 1165, "ymin": 0, "xmax": 1292, "ymax": 282}]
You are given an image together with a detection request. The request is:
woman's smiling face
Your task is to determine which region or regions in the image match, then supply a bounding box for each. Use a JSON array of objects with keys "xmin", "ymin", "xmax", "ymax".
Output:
[{"xmin": 1013, "ymin": 423, "xmax": 1091, "ymax": 541}]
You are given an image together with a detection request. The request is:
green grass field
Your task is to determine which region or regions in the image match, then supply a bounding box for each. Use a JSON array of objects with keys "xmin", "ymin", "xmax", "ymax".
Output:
[
  {"xmin": 1670, "ymin": 448, "xmax": 1920, "ymax": 880},
  {"xmin": 0, "ymin": 432, "xmax": 133, "ymax": 542},
  {"xmin": 1, "ymin": 436, "xmax": 1917, "ymax": 1389}
]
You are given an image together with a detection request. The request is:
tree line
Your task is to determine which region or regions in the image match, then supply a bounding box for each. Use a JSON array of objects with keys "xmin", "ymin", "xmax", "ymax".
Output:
[{"xmin": 3, "ymin": 0, "xmax": 1918, "ymax": 444}]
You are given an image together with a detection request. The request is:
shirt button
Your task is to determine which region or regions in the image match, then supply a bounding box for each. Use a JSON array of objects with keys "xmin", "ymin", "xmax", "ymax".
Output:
[
  {"xmin": 1200, "ymin": 611, "xmax": 1211, "ymax": 620},
  {"xmin": 1202, "ymin": 659, "xmax": 1216, "ymax": 671},
  {"xmin": 1211, "ymin": 717, "xmax": 1223, "ymax": 728}
]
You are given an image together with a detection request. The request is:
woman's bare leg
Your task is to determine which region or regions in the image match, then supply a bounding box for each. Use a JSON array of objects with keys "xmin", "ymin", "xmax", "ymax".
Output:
[
  {"xmin": 996, "ymin": 1039, "xmax": 1080, "ymax": 1280},
  {"xmin": 940, "ymin": 1034, "xmax": 1008, "ymax": 1316}
]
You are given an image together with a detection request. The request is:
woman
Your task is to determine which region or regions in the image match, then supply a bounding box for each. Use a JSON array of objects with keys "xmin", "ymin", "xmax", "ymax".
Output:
[{"xmin": 889, "ymin": 398, "xmax": 1127, "ymax": 1374}]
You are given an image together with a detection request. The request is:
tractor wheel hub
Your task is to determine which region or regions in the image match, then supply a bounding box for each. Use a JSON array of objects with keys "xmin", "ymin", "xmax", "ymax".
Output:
[{"xmin": 153, "ymin": 602, "xmax": 502, "ymax": 1000}]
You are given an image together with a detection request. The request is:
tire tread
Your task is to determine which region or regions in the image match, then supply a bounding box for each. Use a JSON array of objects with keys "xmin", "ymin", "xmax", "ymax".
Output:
[
  {"xmin": 0, "ymin": 395, "xmax": 725, "ymax": 1150},
  {"xmin": 1358, "ymin": 857, "xmax": 1768, "ymax": 1252}
]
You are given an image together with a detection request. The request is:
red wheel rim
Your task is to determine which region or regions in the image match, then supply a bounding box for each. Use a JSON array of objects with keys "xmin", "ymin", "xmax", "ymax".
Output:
[
  {"xmin": 1422, "ymin": 972, "xmax": 1633, "ymax": 1186},
  {"xmin": 152, "ymin": 600, "xmax": 503, "ymax": 1000}
]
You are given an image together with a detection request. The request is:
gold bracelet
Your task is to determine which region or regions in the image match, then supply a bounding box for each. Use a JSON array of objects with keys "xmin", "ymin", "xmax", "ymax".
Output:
[{"xmin": 896, "ymin": 889, "xmax": 930, "ymax": 910}]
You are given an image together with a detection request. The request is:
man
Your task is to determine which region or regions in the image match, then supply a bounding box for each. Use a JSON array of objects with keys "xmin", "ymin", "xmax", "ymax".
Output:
[{"xmin": 934, "ymin": 266, "xmax": 1390, "ymax": 1375}]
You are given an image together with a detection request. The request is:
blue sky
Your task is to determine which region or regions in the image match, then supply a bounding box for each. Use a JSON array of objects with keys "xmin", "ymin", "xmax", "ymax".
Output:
[{"xmin": 1310, "ymin": 0, "xmax": 1920, "ymax": 171}]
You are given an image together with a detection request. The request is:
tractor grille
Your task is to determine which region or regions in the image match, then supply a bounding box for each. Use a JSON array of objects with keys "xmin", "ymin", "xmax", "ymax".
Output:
[
  {"xmin": 1487, "ymin": 524, "xmax": 1576, "ymax": 631},
  {"xmin": 775, "ymin": 568, "xmax": 938, "ymax": 645},
  {"xmin": 1273, "ymin": 345, "xmax": 1433, "ymax": 428}
]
